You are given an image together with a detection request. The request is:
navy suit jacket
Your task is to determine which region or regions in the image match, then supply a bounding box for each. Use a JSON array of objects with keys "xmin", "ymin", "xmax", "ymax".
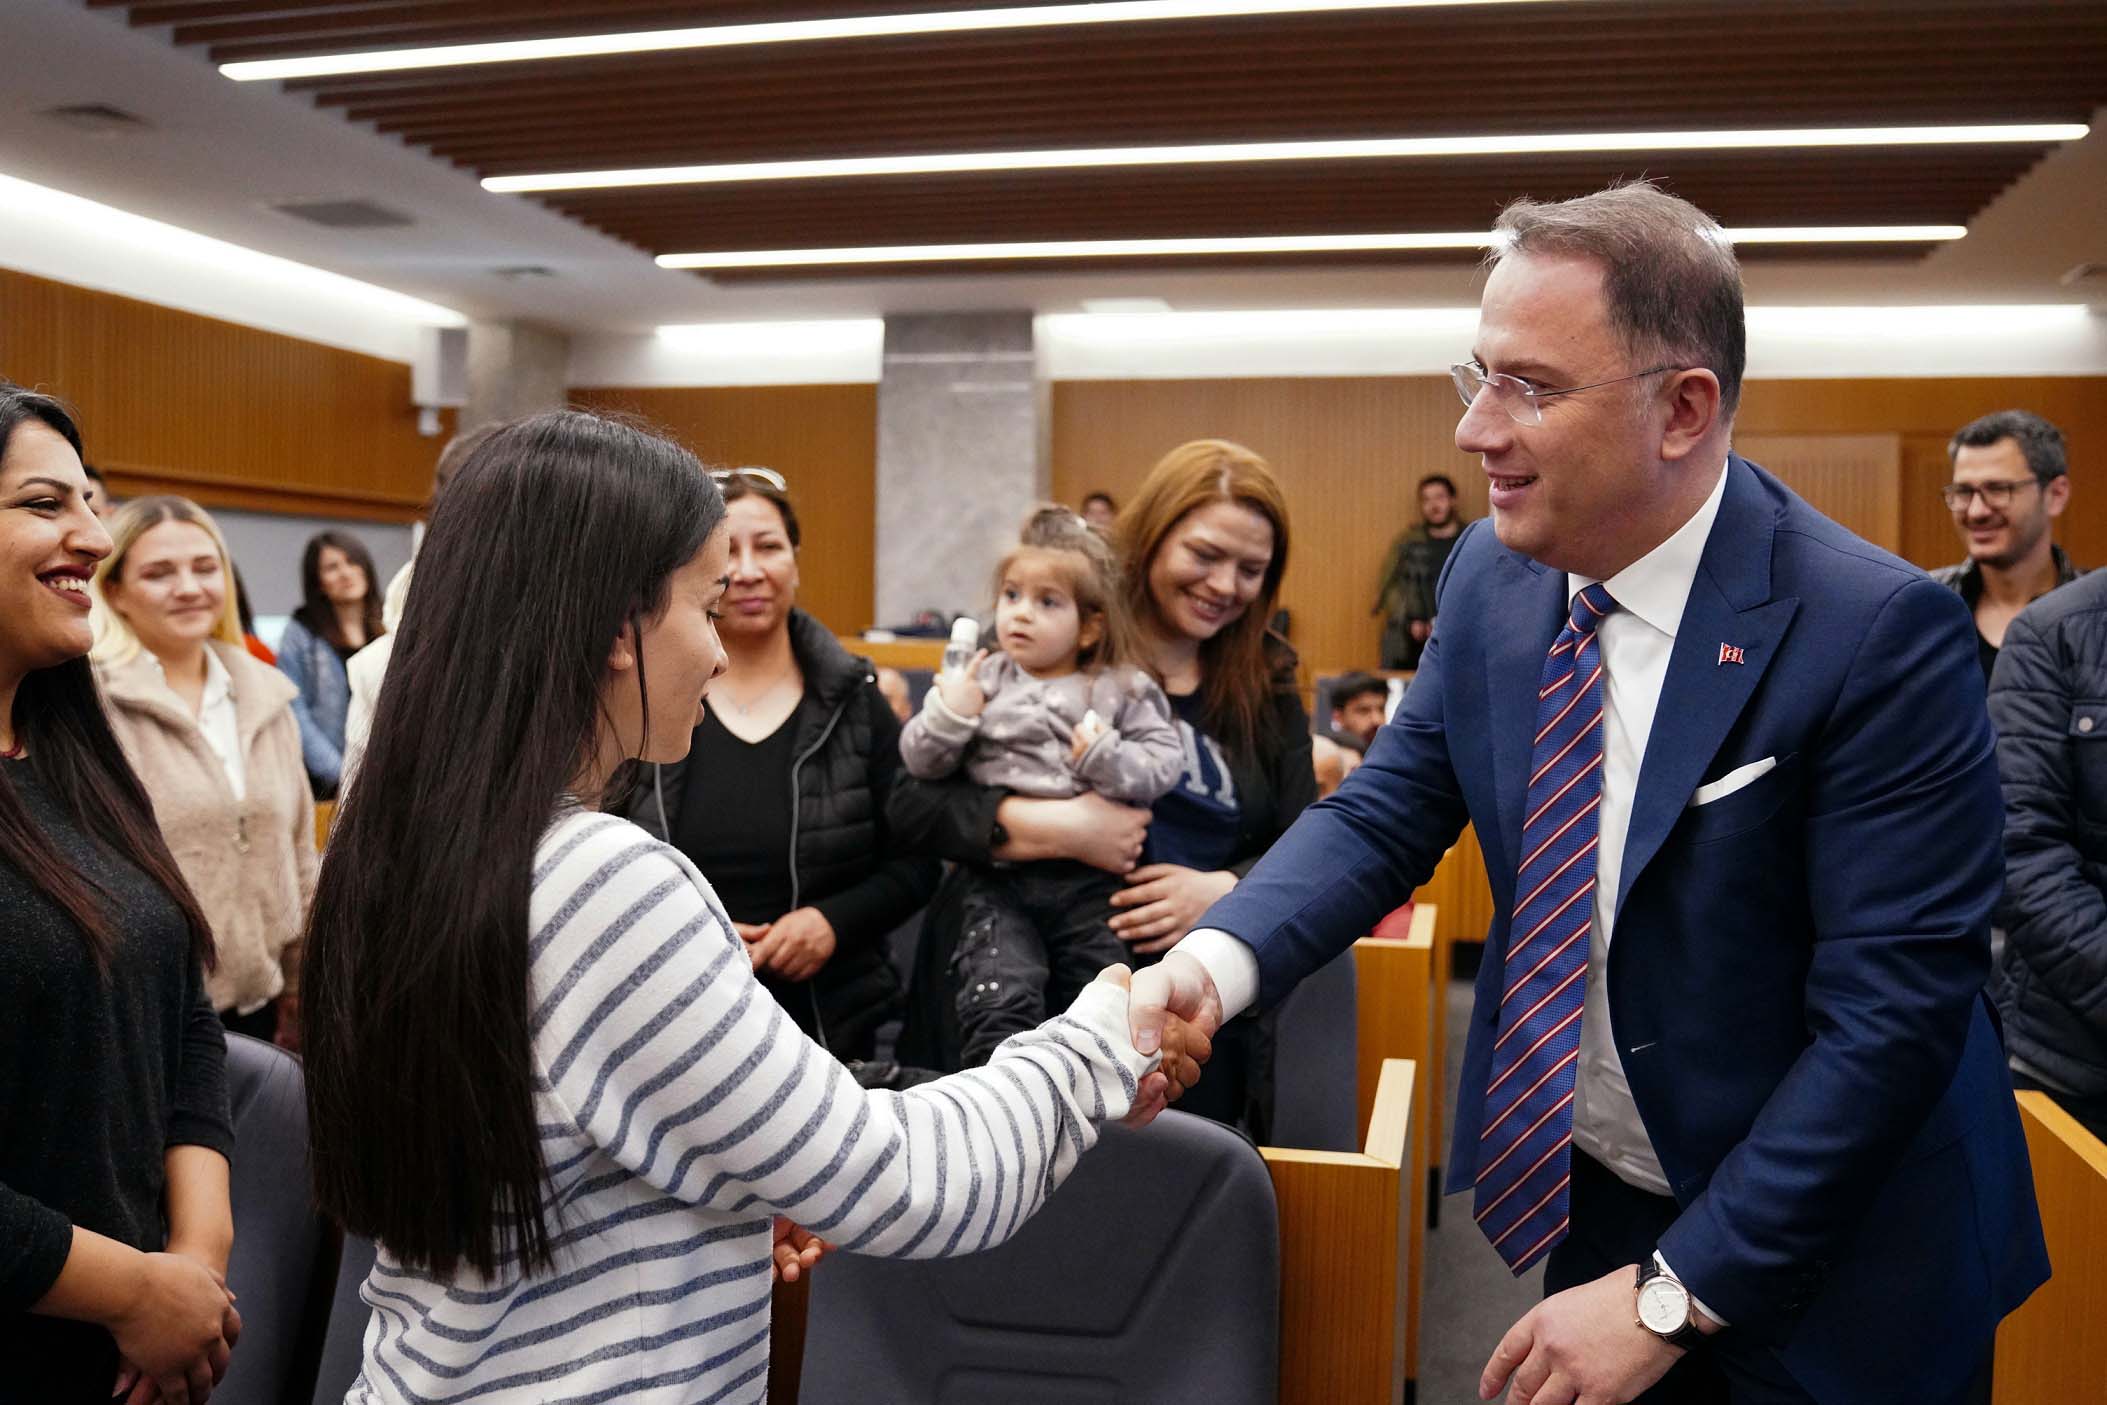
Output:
[{"xmin": 1204, "ymin": 457, "xmax": 2048, "ymax": 1401}]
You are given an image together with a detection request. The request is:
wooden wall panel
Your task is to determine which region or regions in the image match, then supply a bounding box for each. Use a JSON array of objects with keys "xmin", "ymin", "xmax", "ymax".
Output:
[
  {"xmin": 1735, "ymin": 378, "xmax": 2107, "ymax": 571},
  {"xmin": 568, "ymin": 384, "xmax": 878, "ymax": 638},
  {"xmin": 1053, "ymin": 375, "xmax": 2107, "ymax": 675},
  {"xmin": 1733, "ymin": 433, "xmax": 1901, "ymax": 549},
  {"xmin": 0, "ymin": 266, "xmax": 444, "ymax": 521}
]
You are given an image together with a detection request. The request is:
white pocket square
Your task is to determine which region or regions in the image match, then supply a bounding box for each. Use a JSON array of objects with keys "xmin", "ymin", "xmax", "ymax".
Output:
[{"xmin": 1690, "ymin": 756, "xmax": 1777, "ymax": 807}]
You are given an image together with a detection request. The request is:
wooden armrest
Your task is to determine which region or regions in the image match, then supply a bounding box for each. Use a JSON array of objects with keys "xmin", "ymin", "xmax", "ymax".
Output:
[
  {"xmin": 314, "ymin": 801, "xmax": 336, "ymax": 850},
  {"xmin": 1263, "ymin": 1058, "xmax": 1416, "ymax": 1405},
  {"xmin": 1993, "ymin": 1091, "xmax": 2107, "ymax": 1404}
]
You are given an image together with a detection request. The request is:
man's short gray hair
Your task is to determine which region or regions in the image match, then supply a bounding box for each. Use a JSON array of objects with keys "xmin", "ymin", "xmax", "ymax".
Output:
[
  {"xmin": 1490, "ymin": 180, "xmax": 1747, "ymax": 419},
  {"xmin": 1948, "ymin": 409, "xmax": 2067, "ymax": 484}
]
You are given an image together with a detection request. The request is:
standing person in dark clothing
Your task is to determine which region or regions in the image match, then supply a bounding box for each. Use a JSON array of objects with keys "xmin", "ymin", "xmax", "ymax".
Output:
[
  {"xmin": 621, "ymin": 470, "xmax": 937, "ymax": 1069},
  {"xmin": 0, "ymin": 384, "xmax": 241, "ymax": 1404},
  {"xmin": 1988, "ymin": 567, "xmax": 2107, "ymax": 1143},
  {"xmin": 1375, "ymin": 472, "xmax": 1468, "ymax": 669},
  {"xmin": 1931, "ymin": 410, "xmax": 2078, "ymax": 682},
  {"xmin": 892, "ymin": 439, "xmax": 1312, "ymax": 1134}
]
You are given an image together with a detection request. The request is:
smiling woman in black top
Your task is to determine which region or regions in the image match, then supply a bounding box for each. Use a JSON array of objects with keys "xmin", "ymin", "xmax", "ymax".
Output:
[
  {"xmin": 0, "ymin": 384, "xmax": 241, "ymax": 1405},
  {"xmin": 623, "ymin": 471, "xmax": 937, "ymax": 1068}
]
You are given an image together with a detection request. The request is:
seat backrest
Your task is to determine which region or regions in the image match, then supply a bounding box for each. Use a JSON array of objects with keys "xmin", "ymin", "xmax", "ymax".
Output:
[
  {"xmin": 800, "ymin": 1110, "xmax": 1279, "ymax": 1405},
  {"xmin": 311, "ymin": 1233, "xmax": 378, "ymax": 1405},
  {"xmin": 218, "ymin": 1034, "xmax": 330, "ymax": 1405},
  {"xmin": 1271, "ymin": 946, "xmax": 1361, "ymax": 1151}
]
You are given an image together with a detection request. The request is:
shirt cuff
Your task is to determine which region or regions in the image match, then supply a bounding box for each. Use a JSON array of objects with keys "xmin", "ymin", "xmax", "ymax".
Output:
[
  {"xmin": 1654, "ymin": 1251, "xmax": 1730, "ymax": 1328},
  {"xmin": 1172, "ymin": 928, "xmax": 1260, "ymax": 1023}
]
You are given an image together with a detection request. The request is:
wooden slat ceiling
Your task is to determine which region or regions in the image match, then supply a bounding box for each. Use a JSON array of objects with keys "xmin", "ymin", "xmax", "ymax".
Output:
[{"xmin": 104, "ymin": 0, "xmax": 2107, "ymax": 279}]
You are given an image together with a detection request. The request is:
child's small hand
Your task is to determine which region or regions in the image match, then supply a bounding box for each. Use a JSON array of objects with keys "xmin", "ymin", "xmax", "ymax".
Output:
[
  {"xmin": 1069, "ymin": 708, "xmax": 1108, "ymax": 763},
  {"xmin": 936, "ymin": 649, "xmax": 989, "ymax": 718}
]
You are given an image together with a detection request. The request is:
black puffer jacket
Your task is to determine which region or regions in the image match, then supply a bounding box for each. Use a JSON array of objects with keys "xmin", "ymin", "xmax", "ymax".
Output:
[
  {"xmin": 1987, "ymin": 568, "xmax": 2107, "ymax": 1098},
  {"xmin": 623, "ymin": 609, "xmax": 939, "ymax": 1058}
]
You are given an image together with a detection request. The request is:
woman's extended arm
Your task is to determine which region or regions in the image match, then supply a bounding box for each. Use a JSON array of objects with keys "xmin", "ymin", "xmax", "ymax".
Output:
[{"xmin": 538, "ymin": 820, "xmax": 1158, "ymax": 1259}]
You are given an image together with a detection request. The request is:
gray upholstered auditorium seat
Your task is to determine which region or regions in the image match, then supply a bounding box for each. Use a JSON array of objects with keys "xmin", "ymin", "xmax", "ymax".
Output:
[
  {"xmin": 800, "ymin": 1110, "xmax": 1279, "ymax": 1405},
  {"xmin": 1272, "ymin": 945, "xmax": 1360, "ymax": 1152},
  {"xmin": 310, "ymin": 1233, "xmax": 377, "ymax": 1405},
  {"xmin": 218, "ymin": 1033, "xmax": 330, "ymax": 1405}
]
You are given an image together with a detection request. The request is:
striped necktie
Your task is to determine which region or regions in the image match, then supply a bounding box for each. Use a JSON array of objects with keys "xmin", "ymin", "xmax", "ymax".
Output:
[{"xmin": 1473, "ymin": 581, "xmax": 1619, "ymax": 1273}]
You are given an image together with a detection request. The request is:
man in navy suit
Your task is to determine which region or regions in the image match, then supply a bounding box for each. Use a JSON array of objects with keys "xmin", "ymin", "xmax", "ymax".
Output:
[{"xmin": 1131, "ymin": 182, "xmax": 2047, "ymax": 1404}]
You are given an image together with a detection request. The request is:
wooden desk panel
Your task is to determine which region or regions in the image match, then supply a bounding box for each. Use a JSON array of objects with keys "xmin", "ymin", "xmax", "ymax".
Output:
[
  {"xmin": 1352, "ymin": 922, "xmax": 1434, "ymax": 1398},
  {"xmin": 1993, "ymin": 1092, "xmax": 2107, "ymax": 1405}
]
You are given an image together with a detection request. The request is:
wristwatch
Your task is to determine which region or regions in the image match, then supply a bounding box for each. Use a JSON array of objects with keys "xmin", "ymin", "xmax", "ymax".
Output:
[{"xmin": 1634, "ymin": 1258, "xmax": 1706, "ymax": 1349}]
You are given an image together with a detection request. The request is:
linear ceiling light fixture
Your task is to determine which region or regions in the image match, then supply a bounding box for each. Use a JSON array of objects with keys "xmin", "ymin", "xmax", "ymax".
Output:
[
  {"xmin": 656, "ymin": 226, "xmax": 1967, "ymax": 270},
  {"xmin": 221, "ymin": 1, "xmax": 1567, "ymax": 81},
  {"xmin": 489, "ymin": 124, "xmax": 2089, "ymax": 193}
]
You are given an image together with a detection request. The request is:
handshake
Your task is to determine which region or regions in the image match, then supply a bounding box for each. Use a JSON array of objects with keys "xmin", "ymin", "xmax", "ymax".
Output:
[{"xmin": 1114, "ymin": 951, "xmax": 1225, "ymax": 1128}]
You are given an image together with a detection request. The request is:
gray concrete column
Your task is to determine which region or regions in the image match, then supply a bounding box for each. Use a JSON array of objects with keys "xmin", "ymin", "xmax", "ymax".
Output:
[
  {"xmin": 874, "ymin": 312, "xmax": 1046, "ymax": 623},
  {"xmin": 462, "ymin": 320, "xmax": 570, "ymax": 432}
]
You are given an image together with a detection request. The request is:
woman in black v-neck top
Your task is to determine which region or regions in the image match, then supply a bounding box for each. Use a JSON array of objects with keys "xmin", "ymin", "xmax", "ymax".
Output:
[{"xmin": 0, "ymin": 385, "xmax": 240, "ymax": 1403}]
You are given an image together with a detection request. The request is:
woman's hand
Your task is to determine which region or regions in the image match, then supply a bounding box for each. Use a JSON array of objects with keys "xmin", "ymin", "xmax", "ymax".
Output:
[
  {"xmin": 749, "ymin": 908, "xmax": 837, "ymax": 982},
  {"xmin": 1109, "ymin": 865, "xmax": 1238, "ymax": 954},
  {"xmin": 995, "ymin": 792, "xmax": 1149, "ymax": 873},
  {"xmin": 108, "ymin": 1253, "xmax": 239, "ymax": 1405},
  {"xmin": 771, "ymin": 1217, "xmax": 832, "ymax": 1284},
  {"xmin": 935, "ymin": 649, "xmax": 989, "ymax": 719}
]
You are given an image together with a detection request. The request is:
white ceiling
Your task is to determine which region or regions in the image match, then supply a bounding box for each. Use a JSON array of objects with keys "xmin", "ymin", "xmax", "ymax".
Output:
[{"xmin": 2, "ymin": 0, "xmax": 2102, "ymax": 339}]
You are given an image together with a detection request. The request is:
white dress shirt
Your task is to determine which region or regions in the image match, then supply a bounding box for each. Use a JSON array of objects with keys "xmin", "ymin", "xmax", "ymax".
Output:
[
  {"xmin": 154, "ymin": 646, "xmax": 245, "ymax": 801},
  {"xmin": 1179, "ymin": 459, "xmax": 1731, "ymax": 1198}
]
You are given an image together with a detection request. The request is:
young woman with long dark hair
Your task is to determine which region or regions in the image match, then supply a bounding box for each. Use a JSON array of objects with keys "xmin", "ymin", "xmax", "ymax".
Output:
[
  {"xmin": 278, "ymin": 528, "xmax": 384, "ymax": 796},
  {"xmin": 0, "ymin": 384, "xmax": 242, "ymax": 1404},
  {"xmin": 302, "ymin": 411, "xmax": 1173, "ymax": 1404}
]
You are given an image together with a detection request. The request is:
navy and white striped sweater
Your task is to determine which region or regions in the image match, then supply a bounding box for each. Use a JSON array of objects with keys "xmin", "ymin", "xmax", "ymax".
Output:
[{"xmin": 347, "ymin": 808, "xmax": 1154, "ymax": 1404}]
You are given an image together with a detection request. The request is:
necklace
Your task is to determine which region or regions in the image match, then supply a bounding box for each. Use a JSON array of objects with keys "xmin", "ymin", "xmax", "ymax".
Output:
[{"xmin": 714, "ymin": 672, "xmax": 798, "ymax": 717}]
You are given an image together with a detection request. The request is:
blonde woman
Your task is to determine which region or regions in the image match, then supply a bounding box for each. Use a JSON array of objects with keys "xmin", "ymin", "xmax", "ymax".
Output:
[{"xmin": 92, "ymin": 496, "xmax": 316, "ymax": 1049}]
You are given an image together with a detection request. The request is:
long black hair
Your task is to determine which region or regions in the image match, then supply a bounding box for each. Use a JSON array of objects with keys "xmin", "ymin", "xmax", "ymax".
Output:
[
  {"xmin": 293, "ymin": 529, "xmax": 385, "ymax": 650},
  {"xmin": 303, "ymin": 410, "xmax": 724, "ymax": 1278},
  {"xmin": 0, "ymin": 383, "xmax": 213, "ymax": 971}
]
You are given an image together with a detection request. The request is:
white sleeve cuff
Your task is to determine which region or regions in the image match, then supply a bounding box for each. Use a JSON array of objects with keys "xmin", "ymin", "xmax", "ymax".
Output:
[
  {"xmin": 1172, "ymin": 928, "xmax": 1260, "ymax": 1023},
  {"xmin": 1653, "ymin": 1252, "xmax": 1730, "ymax": 1328}
]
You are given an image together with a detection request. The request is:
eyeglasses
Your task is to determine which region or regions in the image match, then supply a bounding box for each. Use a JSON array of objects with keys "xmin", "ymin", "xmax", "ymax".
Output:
[
  {"xmin": 1450, "ymin": 361, "xmax": 1686, "ymax": 427},
  {"xmin": 1939, "ymin": 478, "xmax": 2039, "ymax": 512},
  {"xmin": 709, "ymin": 466, "xmax": 787, "ymax": 491}
]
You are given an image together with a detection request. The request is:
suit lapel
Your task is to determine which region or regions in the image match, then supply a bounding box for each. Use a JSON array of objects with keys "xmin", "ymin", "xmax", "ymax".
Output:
[
  {"xmin": 1487, "ymin": 553, "xmax": 1570, "ymax": 889},
  {"xmin": 1616, "ymin": 458, "xmax": 1799, "ymax": 913}
]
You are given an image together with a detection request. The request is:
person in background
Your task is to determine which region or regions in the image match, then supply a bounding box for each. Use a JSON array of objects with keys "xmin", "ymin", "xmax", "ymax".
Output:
[
  {"xmin": 1080, "ymin": 490, "xmax": 1118, "ymax": 533},
  {"xmin": 340, "ymin": 422, "xmax": 500, "ymax": 796},
  {"xmin": 91, "ymin": 496, "xmax": 317, "ymax": 1050},
  {"xmin": 1987, "ymin": 566, "xmax": 2107, "ymax": 1143},
  {"xmin": 82, "ymin": 461, "xmax": 114, "ymax": 520},
  {"xmin": 277, "ymin": 530, "xmax": 385, "ymax": 798},
  {"xmin": 1375, "ymin": 472, "xmax": 1468, "ymax": 669},
  {"xmin": 901, "ymin": 506, "xmax": 1184, "ymax": 1067},
  {"xmin": 230, "ymin": 563, "xmax": 275, "ymax": 665},
  {"xmin": 1310, "ymin": 733, "xmax": 1361, "ymax": 799},
  {"xmin": 621, "ymin": 469, "xmax": 938, "ymax": 1073},
  {"xmin": 874, "ymin": 665, "xmax": 913, "ymax": 723},
  {"xmin": 300, "ymin": 412, "xmax": 1174, "ymax": 1404},
  {"xmin": 0, "ymin": 384, "xmax": 241, "ymax": 1404},
  {"xmin": 1327, "ymin": 669, "xmax": 1389, "ymax": 752},
  {"xmin": 894, "ymin": 439, "xmax": 1311, "ymax": 1133},
  {"xmin": 1932, "ymin": 409, "xmax": 2077, "ymax": 683}
]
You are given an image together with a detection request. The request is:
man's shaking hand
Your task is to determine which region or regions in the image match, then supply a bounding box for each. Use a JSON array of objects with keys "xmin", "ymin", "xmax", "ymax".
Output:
[{"xmin": 1121, "ymin": 951, "xmax": 1223, "ymax": 1127}]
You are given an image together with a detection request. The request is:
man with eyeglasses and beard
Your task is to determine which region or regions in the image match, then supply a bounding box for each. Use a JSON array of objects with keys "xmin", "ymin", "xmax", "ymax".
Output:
[{"xmin": 1931, "ymin": 410, "xmax": 2078, "ymax": 683}]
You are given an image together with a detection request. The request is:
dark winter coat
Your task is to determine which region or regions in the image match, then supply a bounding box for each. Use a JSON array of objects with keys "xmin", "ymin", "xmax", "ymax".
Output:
[
  {"xmin": 1988, "ymin": 568, "xmax": 2107, "ymax": 1098},
  {"xmin": 622, "ymin": 609, "xmax": 938, "ymax": 1057}
]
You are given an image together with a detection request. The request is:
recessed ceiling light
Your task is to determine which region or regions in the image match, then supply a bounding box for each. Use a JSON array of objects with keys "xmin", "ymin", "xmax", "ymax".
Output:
[
  {"xmin": 222, "ymin": 1, "xmax": 1566, "ymax": 82},
  {"xmin": 656, "ymin": 226, "xmax": 1966, "ymax": 270},
  {"xmin": 488, "ymin": 124, "xmax": 2089, "ymax": 194}
]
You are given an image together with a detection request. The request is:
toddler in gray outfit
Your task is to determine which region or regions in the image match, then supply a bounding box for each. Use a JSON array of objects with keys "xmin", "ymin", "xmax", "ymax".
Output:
[{"xmin": 901, "ymin": 508, "xmax": 1183, "ymax": 1065}]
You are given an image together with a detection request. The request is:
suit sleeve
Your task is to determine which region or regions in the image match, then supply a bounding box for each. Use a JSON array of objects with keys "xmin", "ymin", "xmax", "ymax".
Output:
[
  {"xmin": 1657, "ymin": 577, "xmax": 2001, "ymax": 1336},
  {"xmin": 1988, "ymin": 606, "xmax": 2107, "ymax": 1021},
  {"xmin": 1198, "ymin": 593, "xmax": 1471, "ymax": 1007}
]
